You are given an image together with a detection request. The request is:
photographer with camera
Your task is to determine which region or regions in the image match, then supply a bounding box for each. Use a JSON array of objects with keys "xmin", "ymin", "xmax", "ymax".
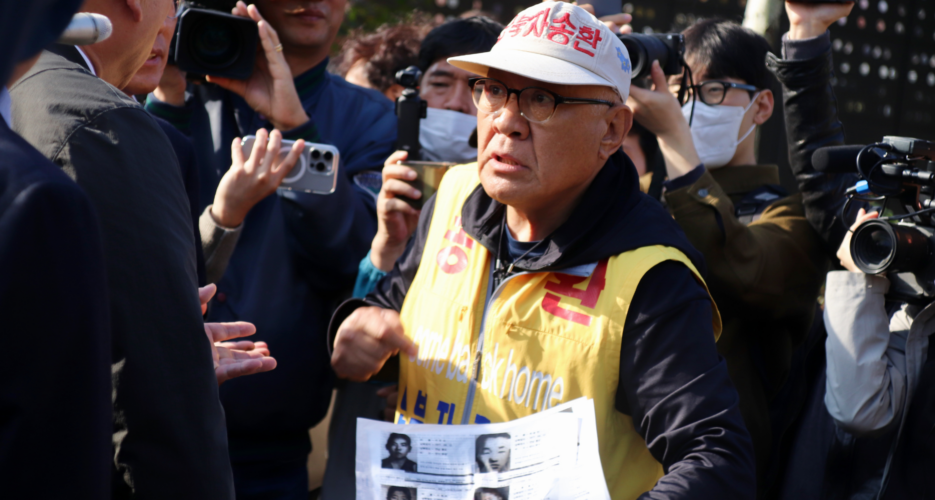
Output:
[
  {"xmin": 626, "ymin": 18, "xmax": 829, "ymax": 487},
  {"xmin": 817, "ymin": 203, "xmax": 935, "ymax": 499},
  {"xmin": 146, "ymin": 0, "xmax": 396, "ymax": 496}
]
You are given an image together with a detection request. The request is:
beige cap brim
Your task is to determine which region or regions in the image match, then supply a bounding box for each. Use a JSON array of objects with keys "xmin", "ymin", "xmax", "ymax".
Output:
[{"xmin": 448, "ymin": 49, "xmax": 615, "ymax": 89}]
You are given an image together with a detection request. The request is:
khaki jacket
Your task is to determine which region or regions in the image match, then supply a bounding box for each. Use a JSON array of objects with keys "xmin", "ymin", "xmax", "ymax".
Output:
[{"xmin": 664, "ymin": 165, "xmax": 829, "ymax": 478}]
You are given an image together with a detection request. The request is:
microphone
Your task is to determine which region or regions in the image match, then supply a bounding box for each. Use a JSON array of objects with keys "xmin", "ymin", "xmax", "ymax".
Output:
[
  {"xmin": 56, "ymin": 13, "xmax": 113, "ymax": 46},
  {"xmin": 812, "ymin": 145, "xmax": 871, "ymax": 174}
]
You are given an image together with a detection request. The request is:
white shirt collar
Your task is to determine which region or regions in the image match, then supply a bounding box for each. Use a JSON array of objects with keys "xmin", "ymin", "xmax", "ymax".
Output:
[
  {"xmin": 0, "ymin": 87, "xmax": 11, "ymax": 128},
  {"xmin": 74, "ymin": 46, "xmax": 97, "ymax": 76}
]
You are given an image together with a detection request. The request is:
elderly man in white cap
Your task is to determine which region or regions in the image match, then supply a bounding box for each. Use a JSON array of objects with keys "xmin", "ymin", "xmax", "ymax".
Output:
[{"xmin": 328, "ymin": 2, "xmax": 755, "ymax": 498}]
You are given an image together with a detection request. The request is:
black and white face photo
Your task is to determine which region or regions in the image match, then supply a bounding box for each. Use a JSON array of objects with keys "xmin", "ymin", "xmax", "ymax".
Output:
[
  {"xmin": 382, "ymin": 433, "xmax": 418, "ymax": 472},
  {"xmin": 475, "ymin": 433, "xmax": 511, "ymax": 473}
]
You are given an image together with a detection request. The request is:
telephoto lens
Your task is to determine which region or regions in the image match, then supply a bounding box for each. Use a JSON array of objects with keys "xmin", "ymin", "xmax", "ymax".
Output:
[
  {"xmin": 617, "ymin": 33, "xmax": 684, "ymax": 80},
  {"xmin": 851, "ymin": 219, "xmax": 933, "ymax": 274}
]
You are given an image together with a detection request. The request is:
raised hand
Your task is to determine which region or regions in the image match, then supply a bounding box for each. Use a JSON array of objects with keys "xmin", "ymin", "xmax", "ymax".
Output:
[
  {"xmin": 211, "ymin": 129, "xmax": 305, "ymax": 228},
  {"xmin": 575, "ymin": 3, "xmax": 633, "ymax": 33},
  {"xmin": 370, "ymin": 151, "xmax": 422, "ymax": 272},
  {"xmin": 786, "ymin": 1, "xmax": 855, "ymax": 40},
  {"xmin": 206, "ymin": 1, "xmax": 310, "ymax": 130},
  {"xmin": 628, "ymin": 60, "xmax": 700, "ymax": 177}
]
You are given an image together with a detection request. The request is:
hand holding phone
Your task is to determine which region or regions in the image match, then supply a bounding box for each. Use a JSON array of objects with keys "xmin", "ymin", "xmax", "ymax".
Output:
[
  {"xmin": 211, "ymin": 129, "xmax": 304, "ymax": 228},
  {"xmin": 240, "ymin": 135, "xmax": 340, "ymax": 194}
]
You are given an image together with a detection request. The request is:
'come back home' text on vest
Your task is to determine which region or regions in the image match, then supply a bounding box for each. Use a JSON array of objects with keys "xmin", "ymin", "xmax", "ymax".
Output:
[{"xmin": 395, "ymin": 165, "xmax": 721, "ymax": 499}]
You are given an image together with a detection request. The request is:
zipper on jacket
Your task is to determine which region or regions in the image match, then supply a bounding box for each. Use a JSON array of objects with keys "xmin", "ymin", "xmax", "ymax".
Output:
[{"xmin": 460, "ymin": 260, "xmax": 530, "ymax": 425}]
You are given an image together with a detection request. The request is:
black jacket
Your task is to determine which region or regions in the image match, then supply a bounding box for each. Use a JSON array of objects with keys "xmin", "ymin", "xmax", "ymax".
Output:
[
  {"xmin": 766, "ymin": 49, "xmax": 856, "ymax": 255},
  {"xmin": 331, "ymin": 151, "xmax": 756, "ymax": 499},
  {"xmin": 0, "ymin": 117, "xmax": 112, "ymax": 498},
  {"xmin": 10, "ymin": 46, "xmax": 234, "ymax": 499},
  {"xmin": 154, "ymin": 116, "xmax": 207, "ymax": 286}
]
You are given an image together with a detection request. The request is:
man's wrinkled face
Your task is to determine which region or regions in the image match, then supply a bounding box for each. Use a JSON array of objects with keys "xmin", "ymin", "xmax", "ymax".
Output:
[
  {"xmin": 476, "ymin": 69, "xmax": 617, "ymax": 213},
  {"xmin": 478, "ymin": 436, "xmax": 510, "ymax": 471},
  {"xmin": 420, "ymin": 58, "xmax": 477, "ymax": 116},
  {"xmin": 254, "ymin": 0, "xmax": 346, "ymax": 50},
  {"xmin": 388, "ymin": 437, "xmax": 410, "ymax": 459},
  {"xmin": 124, "ymin": 12, "xmax": 177, "ymax": 95}
]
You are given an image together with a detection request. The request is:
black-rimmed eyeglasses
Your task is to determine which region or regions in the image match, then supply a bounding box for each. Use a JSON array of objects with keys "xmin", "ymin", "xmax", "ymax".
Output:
[
  {"xmin": 672, "ymin": 80, "xmax": 759, "ymax": 106},
  {"xmin": 468, "ymin": 77, "xmax": 615, "ymax": 124}
]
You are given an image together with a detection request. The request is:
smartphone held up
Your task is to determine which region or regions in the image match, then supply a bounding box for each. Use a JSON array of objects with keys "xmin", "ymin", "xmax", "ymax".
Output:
[{"xmin": 240, "ymin": 135, "xmax": 340, "ymax": 195}]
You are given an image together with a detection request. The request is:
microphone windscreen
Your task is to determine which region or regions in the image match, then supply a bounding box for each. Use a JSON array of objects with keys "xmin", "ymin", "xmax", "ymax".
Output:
[
  {"xmin": 56, "ymin": 13, "xmax": 112, "ymax": 46},
  {"xmin": 812, "ymin": 145, "xmax": 867, "ymax": 174}
]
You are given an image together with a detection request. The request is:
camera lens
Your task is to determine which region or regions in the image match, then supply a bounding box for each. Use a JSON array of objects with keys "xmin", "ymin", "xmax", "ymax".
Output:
[
  {"xmin": 852, "ymin": 219, "xmax": 931, "ymax": 274},
  {"xmin": 323, "ymin": 151, "xmax": 334, "ymax": 161},
  {"xmin": 191, "ymin": 17, "xmax": 241, "ymax": 69},
  {"xmin": 315, "ymin": 162, "xmax": 326, "ymax": 172},
  {"xmin": 619, "ymin": 34, "xmax": 677, "ymax": 80},
  {"xmin": 311, "ymin": 149, "xmax": 321, "ymax": 160}
]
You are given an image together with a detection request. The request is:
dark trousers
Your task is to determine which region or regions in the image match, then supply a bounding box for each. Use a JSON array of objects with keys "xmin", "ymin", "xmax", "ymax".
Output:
[{"xmin": 232, "ymin": 456, "xmax": 309, "ymax": 500}]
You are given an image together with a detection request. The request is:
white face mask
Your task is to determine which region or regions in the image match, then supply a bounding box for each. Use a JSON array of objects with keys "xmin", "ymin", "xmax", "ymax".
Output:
[
  {"xmin": 419, "ymin": 107, "xmax": 478, "ymax": 163},
  {"xmin": 681, "ymin": 91, "xmax": 760, "ymax": 169}
]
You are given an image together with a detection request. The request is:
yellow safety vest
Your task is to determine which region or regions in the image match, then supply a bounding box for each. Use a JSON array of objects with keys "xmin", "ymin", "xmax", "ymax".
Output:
[{"xmin": 395, "ymin": 164, "xmax": 721, "ymax": 499}]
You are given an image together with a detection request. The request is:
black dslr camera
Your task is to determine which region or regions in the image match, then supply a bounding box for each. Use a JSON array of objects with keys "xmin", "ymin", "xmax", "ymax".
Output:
[
  {"xmin": 169, "ymin": 1, "xmax": 259, "ymax": 80},
  {"xmin": 616, "ymin": 33, "xmax": 684, "ymax": 80},
  {"xmin": 818, "ymin": 137, "xmax": 935, "ymax": 303},
  {"xmin": 395, "ymin": 66, "xmax": 427, "ymax": 161}
]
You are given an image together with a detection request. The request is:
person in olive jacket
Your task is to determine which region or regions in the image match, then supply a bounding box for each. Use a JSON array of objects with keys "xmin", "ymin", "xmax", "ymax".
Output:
[{"xmin": 627, "ymin": 18, "xmax": 829, "ymax": 488}]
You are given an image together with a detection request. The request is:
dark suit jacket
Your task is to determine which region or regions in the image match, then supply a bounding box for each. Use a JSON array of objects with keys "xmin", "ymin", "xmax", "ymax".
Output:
[
  {"xmin": 0, "ymin": 118, "xmax": 111, "ymax": 498},
  {"xmin": 155, "ymin": 116, "xmax": 207, "ymax": 286},
  {"xmin": 10, "ymin": 46, "xmax": 234, "ymax": 499},
  {"xmin": 381, "ymin": 457, "xmax": 417, "ymax": 472}
]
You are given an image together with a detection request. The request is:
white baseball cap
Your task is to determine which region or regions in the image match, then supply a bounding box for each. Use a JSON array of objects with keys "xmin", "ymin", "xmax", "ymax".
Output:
[{"xmin": 448, "ymin": 1, "xmax": 632, "ymax": 101}]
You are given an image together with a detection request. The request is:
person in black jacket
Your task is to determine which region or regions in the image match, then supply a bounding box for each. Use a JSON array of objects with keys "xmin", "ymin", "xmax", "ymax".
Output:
[
  {"xmin": 330, "ymin": 3, "xmax": 754, "ymax": 498},
  {"xmin": 0, "ymin": 2, "xmax": 111, "ymax": 498}
]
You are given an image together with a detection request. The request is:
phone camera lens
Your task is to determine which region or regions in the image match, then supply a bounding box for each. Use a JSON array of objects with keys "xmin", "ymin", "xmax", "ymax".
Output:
[
  {"xmin": 311, "ymin": 149, "xmax": 321, "ymax": 160},
  {"xmin": 323, "ymin": 151, "xmax": 334, "ymax": 161},
  {"xmin": 316, "ymin": 162, "xmax": 327, "ymax": 172}
]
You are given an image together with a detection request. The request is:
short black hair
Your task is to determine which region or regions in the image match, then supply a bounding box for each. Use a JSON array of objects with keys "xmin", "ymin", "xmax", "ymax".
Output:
[
  {"xmin": 418, "ymin": 16, "xmax": 504, "ymax": 72},
  {"xmin": 386, "ymin": 433, "xmax": 412, "ymax": 449},
  {"xmin": 387, "ymin": 486, "xmax": 413, "ymax": 500},
  {"xmin": 682, "ymin": 19, "xmax": 774, "ymax": 90}
]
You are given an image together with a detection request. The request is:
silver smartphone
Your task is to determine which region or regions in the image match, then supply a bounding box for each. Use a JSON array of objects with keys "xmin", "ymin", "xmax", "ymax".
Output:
[{"xmin": 240, "ymin": 135, "xmax": 340, "ymax": 194}]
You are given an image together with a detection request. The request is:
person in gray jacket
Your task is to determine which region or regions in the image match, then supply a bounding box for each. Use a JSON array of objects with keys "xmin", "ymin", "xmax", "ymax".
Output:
[{"xmin": 821, "ymin": 208, "xmax": 934, "ymax": 497}]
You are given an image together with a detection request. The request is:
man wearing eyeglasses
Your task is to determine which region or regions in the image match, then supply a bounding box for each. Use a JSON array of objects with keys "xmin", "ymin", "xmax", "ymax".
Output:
[
  {"xmin": 628, "ymin": 18, "xmax": 829, "ymax": 492},
  {"xmin": 328, "ymin": 3, "xmax": 755, "ymax": 499}
]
